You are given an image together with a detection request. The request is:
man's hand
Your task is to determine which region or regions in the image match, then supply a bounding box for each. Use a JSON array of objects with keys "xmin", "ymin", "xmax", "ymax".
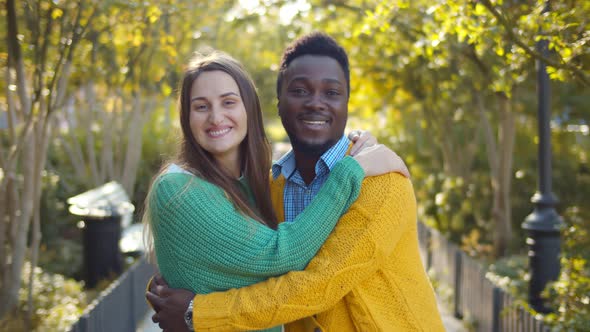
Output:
[{"xmin": 146, "ymin": 275, "xmax": 195, "ymax": 332}]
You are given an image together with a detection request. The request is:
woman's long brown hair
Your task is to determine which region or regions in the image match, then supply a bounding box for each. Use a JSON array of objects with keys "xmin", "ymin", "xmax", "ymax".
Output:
[
  {"xmin": 174, "ymin": 52, "xmax": 278, "ymax": 229},
  {"xmin": 143, "ymin": 51, "xmax": 278, "ymax": 259}
]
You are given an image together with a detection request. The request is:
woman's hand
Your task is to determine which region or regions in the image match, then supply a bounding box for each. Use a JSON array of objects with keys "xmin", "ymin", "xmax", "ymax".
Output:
[
  {"xmin": 352, "ymin": 144, "xmax": 410, "ymax": 178},
  {"xmin": 348, "ymin": 130, "xmax": 378, "ymax": 156}
]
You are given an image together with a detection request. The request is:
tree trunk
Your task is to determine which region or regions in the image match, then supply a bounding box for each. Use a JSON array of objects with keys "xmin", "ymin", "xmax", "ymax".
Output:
[
  {"xmin": 84, "ymin": 82, "xmax": 101, "ymax": 186},
  {"xmin": 0, "ymin": 129, "xmax": 36, "ymax": 317},
  {"xmin": 26, "ymin": 111, "xmax": 53, "ymax": 328},
  {"xmin": 478, "ymin": 92, "xmax": 516, "ymax": 257},
  {"xmin": 494, "ymin": 95, "xmax": 515, "ymax": 257},
  {"xmin": 120, "ymin": 95, "xmax": 154, "ymax": 193},
  {"xmin": 100, "ymin": 95, "xmax": 116, "ymax": 181}
]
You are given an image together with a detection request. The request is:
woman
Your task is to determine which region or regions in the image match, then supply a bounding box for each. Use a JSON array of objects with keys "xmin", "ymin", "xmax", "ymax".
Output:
[{"xmin": 144, "ymin": 51, "xmax": 400, "ymax": 331}]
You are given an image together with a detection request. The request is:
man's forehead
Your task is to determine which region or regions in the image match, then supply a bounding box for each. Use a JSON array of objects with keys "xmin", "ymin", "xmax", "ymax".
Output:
[{"xmin": 284, "ymin": 55, "xmax": 346, "ymax": 81}]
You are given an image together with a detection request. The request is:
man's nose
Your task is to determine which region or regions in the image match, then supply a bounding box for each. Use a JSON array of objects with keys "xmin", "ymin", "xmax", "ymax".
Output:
[{"xmin": 304, "ymin": 93, "xmax": 326, "ymax": 111}]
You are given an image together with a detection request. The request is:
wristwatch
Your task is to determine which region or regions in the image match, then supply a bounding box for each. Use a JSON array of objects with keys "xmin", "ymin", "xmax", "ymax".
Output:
[{"xmin": 184, "ymin": 299, "xmax": 195, "ymax": 331}]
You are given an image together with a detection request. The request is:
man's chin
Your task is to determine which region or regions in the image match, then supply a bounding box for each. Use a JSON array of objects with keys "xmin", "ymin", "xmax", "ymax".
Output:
[{"xmin": 290, "ymin": 137, "xmax": 336, "ymax": 157}]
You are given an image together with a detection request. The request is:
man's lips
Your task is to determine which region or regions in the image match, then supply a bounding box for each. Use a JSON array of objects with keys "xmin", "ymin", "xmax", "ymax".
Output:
[
  {"xmin": 297, "ymin": 113, "xmax": 331, "ymax": 127},
  {"xmin": 302, "ymin": 120, "xmax": 329, "ymax": 125}
]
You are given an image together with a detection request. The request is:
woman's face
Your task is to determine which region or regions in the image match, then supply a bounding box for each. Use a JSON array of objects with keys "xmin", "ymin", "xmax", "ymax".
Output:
[{"xmin": 189, "ymin": 70, "xmax": 248, "ymax": 166}]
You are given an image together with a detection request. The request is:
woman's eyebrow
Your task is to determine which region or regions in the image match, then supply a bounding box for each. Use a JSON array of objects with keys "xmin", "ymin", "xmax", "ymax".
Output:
[
  {"xmin": 191, "ymin": 92, "xmax": 239, "ymax": 103},
  {"xmin": 220, "ymin": 92, "xmax": 240, "ymax": 98}
]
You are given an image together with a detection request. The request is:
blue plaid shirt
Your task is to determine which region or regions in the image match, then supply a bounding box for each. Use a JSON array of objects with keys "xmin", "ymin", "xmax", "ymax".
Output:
[{"xmin": 272, "ymin": 135, "xmax": 350, "ymax": 222}]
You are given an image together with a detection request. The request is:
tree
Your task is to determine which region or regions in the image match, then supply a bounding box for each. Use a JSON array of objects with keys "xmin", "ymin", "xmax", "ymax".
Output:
[
  {"xmin": 1, "ymin": 0, "xmax": 99, "ymax": 321},
  {"xmin": 297, "ymin": 0, "xmax": 589, "ymax": 257}
]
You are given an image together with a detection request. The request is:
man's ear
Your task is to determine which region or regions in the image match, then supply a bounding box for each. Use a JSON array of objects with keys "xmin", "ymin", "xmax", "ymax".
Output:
[{"xmin": 277, "ymin": 99, "xmax": 282, "ymax": 116}]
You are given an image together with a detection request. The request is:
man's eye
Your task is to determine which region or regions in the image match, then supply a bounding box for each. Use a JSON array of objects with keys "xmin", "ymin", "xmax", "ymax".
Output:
[
  {"xmin": 290, "ymin": 88, "xmax": 307, "ymax": 95},
  {"xmin": 326, "ymin": 89, "xmax": 340, "ymax": 96}
]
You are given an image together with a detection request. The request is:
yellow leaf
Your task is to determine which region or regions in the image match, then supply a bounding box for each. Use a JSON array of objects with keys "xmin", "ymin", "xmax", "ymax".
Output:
[
  {"xmin": 147, "ymin": 6, "xmax": 162, "ymax": 24},
  {"xmin": 132, "ymin": 31, "xmax": 144, "ymax": 47},
  {"xmin": 474, "ymin": 3, "xmax": 486, "ymax": 16},
  {"xmin": 52, "ymin": 8, "xmax": 63, "ymax": 19},
  {"xmin": 98, "ymin": 33, "xmax": 110, "ymax": 44},
  {"xmin": 161, "ymin": 83, "xmax": 172, "ymax": 96}
]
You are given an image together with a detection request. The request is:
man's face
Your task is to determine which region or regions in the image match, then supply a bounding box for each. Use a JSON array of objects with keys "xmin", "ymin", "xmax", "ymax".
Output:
[{"xmin": 278, "ymin": 55, "xmax": 348, "ymax": 156}]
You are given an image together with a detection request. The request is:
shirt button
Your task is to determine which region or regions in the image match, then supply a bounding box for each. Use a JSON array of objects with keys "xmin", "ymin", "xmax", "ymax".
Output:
[{"xmin": 314, "ymin": 329, "xmax": 322, "ymax": 332}]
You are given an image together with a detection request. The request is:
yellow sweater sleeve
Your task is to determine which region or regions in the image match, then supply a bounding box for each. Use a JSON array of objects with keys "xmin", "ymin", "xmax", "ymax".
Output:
[{"xmin": 192, "ymin": 173, "xmax": 416, "ymax": 331}]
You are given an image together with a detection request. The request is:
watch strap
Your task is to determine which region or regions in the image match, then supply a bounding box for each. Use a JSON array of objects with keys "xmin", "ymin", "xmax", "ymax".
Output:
[{"xmin": 185, "ymin": 299, "xmax": 195, "ymax": 331}]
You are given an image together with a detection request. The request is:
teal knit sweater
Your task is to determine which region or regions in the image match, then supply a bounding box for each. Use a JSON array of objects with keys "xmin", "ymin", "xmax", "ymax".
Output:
[{"xmin": 149, "ymin": 156, "xmax": 364, "ymax": 297}]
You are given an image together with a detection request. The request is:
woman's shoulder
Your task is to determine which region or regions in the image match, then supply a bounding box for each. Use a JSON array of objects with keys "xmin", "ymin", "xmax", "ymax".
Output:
[
  {"xmin": 165, "ymin": 163, "xmax": 193, "ymax": 175},
  {"xmin": 152, "ymin": 165, "xmax": 213, "ymax": 197},
  {"xmin": 154, "ymin": 165, "xmax": 193, "ymax": 186}
]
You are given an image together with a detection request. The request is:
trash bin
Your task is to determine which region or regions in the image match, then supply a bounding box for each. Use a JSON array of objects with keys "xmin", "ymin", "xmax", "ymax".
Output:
[{"xmin": 68, "ymin": 182, "xmax": 135, "ymax": 288}]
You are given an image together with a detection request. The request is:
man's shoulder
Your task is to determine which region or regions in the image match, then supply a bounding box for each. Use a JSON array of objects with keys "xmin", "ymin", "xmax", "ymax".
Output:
[
  {"xmin": 361, "ymin": 172, "xmax": 412, "ymax": 190},
  {"xmin": 356, "ymin": 173, "xmax": 415, "ymax": 207}
]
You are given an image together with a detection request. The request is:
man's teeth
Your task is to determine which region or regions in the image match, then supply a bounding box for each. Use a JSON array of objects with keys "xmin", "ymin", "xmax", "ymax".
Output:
[
  {"xmin": 303, "ymin": 120, "xmax": 327, "ymax": 125},
  {"xmin": 209, "ymin": 128, "xmax": 231, "ymax": 136}
]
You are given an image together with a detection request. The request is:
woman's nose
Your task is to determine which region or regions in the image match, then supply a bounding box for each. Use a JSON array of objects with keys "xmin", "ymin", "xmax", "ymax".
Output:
[{"xmin": 208, "ymin": 107, "xmax": 224, "ymax": 125}]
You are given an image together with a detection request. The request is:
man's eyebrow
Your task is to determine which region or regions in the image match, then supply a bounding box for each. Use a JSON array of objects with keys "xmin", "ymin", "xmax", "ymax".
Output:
[
  {"xmin": 288, "ymin": 76, "xmax": 343, "ymax": 85},
  {"xmin": 190, "ymin": 92, "xmax": 239, "ymax": 103}
]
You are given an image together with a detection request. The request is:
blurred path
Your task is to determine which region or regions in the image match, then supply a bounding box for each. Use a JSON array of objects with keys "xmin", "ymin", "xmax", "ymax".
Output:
[{"xmin": 136, "ymin": 308, "xmax": 159, "ymax": 332}]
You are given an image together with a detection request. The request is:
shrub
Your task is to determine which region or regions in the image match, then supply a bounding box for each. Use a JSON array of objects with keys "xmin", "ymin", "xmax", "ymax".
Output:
[
  {"xmin": 0, "ymin": 262, "xmax": 87, "ymax": 331},
  {"xmin": 543, "ymin": 207, "xmax": 590, "ymax": 331}
]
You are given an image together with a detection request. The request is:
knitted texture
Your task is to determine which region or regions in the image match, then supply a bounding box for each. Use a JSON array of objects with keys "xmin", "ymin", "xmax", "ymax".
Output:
[
  {"xmin": 192, "ymin": 173, "xmax": 445, "ymax": 332},
  {"xmin": 149, "ymin": 156, "xmax": 363, "ymax": 293}
]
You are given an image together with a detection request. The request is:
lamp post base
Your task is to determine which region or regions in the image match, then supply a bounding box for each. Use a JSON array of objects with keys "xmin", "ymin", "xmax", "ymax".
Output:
[{"xmin": 522, "ymin": 192, "xmax": 564, "ymax": 313}]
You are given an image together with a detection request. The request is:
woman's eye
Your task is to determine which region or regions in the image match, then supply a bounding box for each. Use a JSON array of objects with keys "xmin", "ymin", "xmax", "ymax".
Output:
[
  {"xmin": 224, "ymin": 99, "xmax": 237, "ymax": 106},
  {"xmin": 194, "ymin": 104, "xmax": 208, "ymax": 112}
]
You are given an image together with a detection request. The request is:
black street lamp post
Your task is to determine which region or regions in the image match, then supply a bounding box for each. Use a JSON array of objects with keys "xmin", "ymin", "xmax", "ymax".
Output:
[{"xmin": 521, "ymin": 1, "xmax": 565, "ymax": 313}]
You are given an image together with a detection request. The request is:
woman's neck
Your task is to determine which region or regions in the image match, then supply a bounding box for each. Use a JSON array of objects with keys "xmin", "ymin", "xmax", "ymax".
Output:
[{"xmin": 215, "ymin": 151, "xmax": 242, "ymax": 179}]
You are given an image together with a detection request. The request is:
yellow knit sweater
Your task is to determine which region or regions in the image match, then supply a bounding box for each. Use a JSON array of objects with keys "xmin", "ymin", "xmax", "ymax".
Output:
[{"xmin": 193, "ymin": 172, "xmax": 445, "ymax": 331}]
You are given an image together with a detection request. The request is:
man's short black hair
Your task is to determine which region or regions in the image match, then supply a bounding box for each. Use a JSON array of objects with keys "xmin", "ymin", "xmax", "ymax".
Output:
[{"xmin": 276, "ymin": 32, "xmax": 350, "ymax": 98}]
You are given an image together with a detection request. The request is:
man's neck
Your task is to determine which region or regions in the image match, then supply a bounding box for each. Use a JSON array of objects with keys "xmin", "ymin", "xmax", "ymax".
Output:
[{"xmin": 293, "ymin": 150, "xmax": 320, "ymax": 185}]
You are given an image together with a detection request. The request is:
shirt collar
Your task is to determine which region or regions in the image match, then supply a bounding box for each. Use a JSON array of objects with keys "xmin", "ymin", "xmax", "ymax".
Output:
[{"xmin": 272, "ymin": 134, "xmax": 350, "ymax": 180}]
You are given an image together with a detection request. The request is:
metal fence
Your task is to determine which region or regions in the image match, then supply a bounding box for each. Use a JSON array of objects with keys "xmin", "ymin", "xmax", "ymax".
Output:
[
  {"xmin": 68, "ymin": 257, "xmax": 156, "ymax": 332},
  {"xmin": 66, "ymin": 224, "xmax": 550, "ymax": 332},
  {"xmin": 418, "ymin": 222, "xmax": 551, "ymax": 332}
]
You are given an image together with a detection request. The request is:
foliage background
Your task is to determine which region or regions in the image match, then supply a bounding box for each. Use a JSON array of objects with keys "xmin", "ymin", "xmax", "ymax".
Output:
[{"xmin": 1, "ymin": 0, "xmax": 588, "ymax": 330}]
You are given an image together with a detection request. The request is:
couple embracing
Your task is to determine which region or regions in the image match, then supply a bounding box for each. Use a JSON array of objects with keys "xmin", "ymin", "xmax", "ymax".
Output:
[{"xmin": 143, "ymin": 32, "xmax": 444, "ymax": 332}]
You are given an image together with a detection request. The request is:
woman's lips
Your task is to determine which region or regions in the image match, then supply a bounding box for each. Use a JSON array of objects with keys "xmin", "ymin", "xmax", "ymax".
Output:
[{"xmin": 207, "ymin": 127, "xmax": 232, "ymax": 138}]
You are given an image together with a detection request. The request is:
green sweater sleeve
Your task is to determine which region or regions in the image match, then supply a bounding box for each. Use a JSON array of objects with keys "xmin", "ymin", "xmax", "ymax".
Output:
[{"xmin": 150, "ymin": 156, "xmax": 364, "ymax": 293}]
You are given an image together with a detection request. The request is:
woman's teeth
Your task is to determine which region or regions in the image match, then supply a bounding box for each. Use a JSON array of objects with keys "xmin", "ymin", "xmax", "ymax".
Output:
[{"xmin": 209, "ymin": 128, "xmax": 231, "ymax": 136}]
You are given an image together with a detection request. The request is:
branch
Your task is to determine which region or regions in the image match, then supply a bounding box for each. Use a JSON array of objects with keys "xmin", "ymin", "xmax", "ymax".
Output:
[
  {"xmin": 49, "ymin": 1, "xmax": 99, "ymax": 112},
  {"xmin": 479, "ymin": 0, "xmax": 590, "ymax": 85},
  {"xmin": 6, "ymin": 0, "xmax": 32, "ymax": 113},
  {"xmin": 4, "ymin": 0, "xmax": 39, "ymax": 175},
  {"xmin": 5, "ymin": 56, "xmax": 17, "ymax": 142},
  {"xmin": 35, "ymin": 1, "xmax": 56, "ymax": 105}
]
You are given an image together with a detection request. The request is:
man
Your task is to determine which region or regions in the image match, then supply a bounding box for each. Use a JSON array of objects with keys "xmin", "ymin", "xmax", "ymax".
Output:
[{"xmin": 147, "ymin": 32, "xmax": 444, "ymax": 331}]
